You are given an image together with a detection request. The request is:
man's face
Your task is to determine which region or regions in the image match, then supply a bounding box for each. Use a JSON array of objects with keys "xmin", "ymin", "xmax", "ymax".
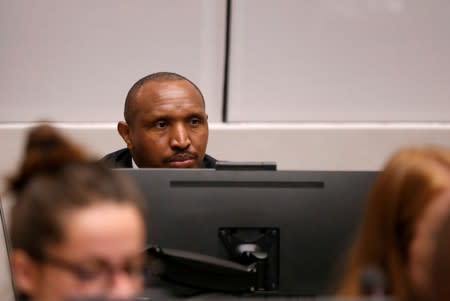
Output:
[{"xmin": 124, "ymin": 80, "xmax": 208, "ymax": 168}]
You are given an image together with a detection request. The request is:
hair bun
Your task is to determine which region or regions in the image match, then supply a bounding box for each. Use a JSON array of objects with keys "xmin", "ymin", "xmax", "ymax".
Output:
[{"xmin": 9, "ymin": 124, "xmax": 87, "ymax": 194}]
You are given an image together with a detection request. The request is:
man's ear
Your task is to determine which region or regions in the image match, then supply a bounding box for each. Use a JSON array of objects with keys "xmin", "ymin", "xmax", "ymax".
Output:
[
  {"xmin": 10, "ymin": 250, "xmax": 39, "ymax": 297},
  {"xmin": 118, "ymin": 121, "xmax": 133, "ymax": 149}
]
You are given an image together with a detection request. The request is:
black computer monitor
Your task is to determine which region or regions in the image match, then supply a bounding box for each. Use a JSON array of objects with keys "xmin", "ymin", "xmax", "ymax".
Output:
[{"xmin": 115, "ymin": 169, "xmax": 377, "ymax": 297}]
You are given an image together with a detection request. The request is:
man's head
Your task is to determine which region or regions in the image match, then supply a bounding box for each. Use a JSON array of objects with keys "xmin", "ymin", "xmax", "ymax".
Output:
[{"xmin": 118, "ymin": 72, "xmax": 209, "ymax": 168}]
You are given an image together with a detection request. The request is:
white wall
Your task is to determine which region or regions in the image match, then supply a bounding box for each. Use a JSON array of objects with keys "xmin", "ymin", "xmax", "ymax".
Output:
[
  {"xmin": 2, "ymin": 0, "xmax": 449, "ymax": 124},
  {"xmin": 0, "ymin": 0, "xmax": 226, "ymax": 122},
  {"xmin": 228, "ymin": 0, "xmax": 450, "ymax": 122},
  {"xmin": 1, "ymin": 0, "xmax": 450, "ymax": 181}
]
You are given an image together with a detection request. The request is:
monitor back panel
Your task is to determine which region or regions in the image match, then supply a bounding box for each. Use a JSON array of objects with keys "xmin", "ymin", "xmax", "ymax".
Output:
[{"xmin": 116, "ymin": 169, "xmax": 377, "ymax": 296}]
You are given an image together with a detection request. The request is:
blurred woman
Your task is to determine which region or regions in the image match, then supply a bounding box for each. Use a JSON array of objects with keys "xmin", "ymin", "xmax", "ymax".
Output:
[
  {"xmin": 8, "ymin": 124, "xmax": 147, "ymax": 301},
  {"xmin": 336, "ymin": 146, "xmax": 450, "ymax": 301},
  {"xmin": 429, "ymin": 194, "xmax": 450, "ymax": 301}
]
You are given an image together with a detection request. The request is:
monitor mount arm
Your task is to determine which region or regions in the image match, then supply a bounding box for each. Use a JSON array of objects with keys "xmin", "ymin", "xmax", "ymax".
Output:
[
  {"xmin": 146, "ymin": 245, "xmax": 263, "ymax": 293},
  {"xmin": 145, "ymin": 228, "xmax": 279, "ymax": 293}
]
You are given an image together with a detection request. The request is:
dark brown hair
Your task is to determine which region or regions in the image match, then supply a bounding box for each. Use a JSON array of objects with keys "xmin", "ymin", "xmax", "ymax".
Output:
[
  {"xmin": 336, "ymin": 146, "xmax": 450, "ymax": 301},
  {"xmin": 8, "ymin": 124, "xmax": 145, "ymax": 261}
]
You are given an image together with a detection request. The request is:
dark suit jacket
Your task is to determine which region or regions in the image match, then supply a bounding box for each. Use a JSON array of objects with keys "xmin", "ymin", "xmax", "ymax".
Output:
[{"xmin": 100, "ymin": 148, "xmax": 217, "ymax": 168}]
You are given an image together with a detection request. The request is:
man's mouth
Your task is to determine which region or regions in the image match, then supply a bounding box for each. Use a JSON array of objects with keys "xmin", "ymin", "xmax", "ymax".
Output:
[{"xmin": 166, "ymin": 154, "xmax": 197, "ymax": 168}]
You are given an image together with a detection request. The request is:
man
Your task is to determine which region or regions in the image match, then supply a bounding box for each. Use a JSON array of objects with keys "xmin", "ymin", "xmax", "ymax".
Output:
[{"xmin": 102, "ymin": 72, "xmax": 216, "ymax": 168}]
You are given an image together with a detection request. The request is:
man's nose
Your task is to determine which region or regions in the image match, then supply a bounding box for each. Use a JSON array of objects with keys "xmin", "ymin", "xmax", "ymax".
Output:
[
  {"xmin": 170, "ymin": 124, "xmax": 191, "ymax": 150},
  {"xmin": 107, "ymin": 272, "xmax": 142, "ymax": 299}
]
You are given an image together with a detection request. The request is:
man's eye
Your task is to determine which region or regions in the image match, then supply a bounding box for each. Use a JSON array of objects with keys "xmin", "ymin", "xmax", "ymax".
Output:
[
  {"xmin": 190, "ymin": 118, "xmax": 202, "ymax": 126},
  {"xmin": 155, "ymin": 120, "xmax": 167, "ymax": 129}
]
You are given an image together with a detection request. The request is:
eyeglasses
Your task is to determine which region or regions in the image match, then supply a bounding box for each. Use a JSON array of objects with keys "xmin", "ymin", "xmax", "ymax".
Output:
[{"xmin": 39, "ymin": 252, "xmax": 148, "ymax": 288}]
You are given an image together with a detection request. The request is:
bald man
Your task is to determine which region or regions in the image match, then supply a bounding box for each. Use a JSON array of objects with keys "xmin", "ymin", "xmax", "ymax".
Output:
[{"xmin": 102, "ymin": 72, "xmax": 216, "ymax": 168}]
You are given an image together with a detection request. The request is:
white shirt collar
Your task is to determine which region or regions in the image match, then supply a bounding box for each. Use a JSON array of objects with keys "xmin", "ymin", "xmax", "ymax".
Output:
[{"xmin": 132, "ymin": 157, "xmax": 139, "ymax": 169}]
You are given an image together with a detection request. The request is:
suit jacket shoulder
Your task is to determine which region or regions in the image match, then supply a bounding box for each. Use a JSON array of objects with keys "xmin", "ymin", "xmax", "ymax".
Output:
[
  {"xmin": 100, "ymin": 148, "xmax": 132, "ymax": 168},
  {"xmin": 202, "ymin": 154, "xmax": 217, "ymax": 168}
]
